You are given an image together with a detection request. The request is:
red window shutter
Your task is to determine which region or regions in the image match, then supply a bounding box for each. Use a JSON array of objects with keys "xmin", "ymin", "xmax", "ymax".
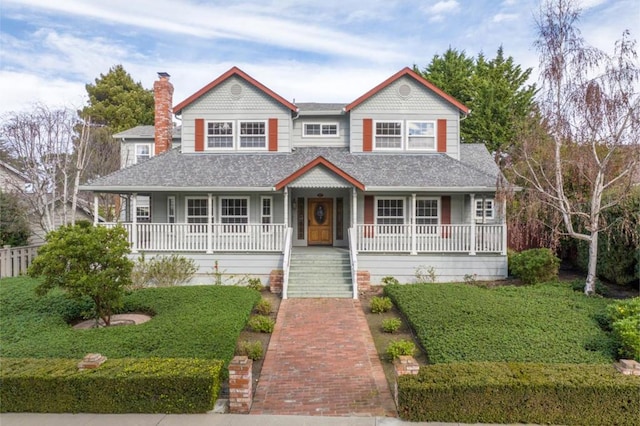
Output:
[
  {"xmin": 195, "ymin": 118, "xmax": 204, "ymax": 152},
  {"xmin": 363, "ymin": 118, "xmax": 373, "ymax": 152},
  {"xmin": 437, "ymin": 119, "xmax": 447, "ymax": 152},
  {"xmin": 268, "ymin": 118, "xmax": 278, "ymax": 151},
  {"xmin": 441, "ymin": 195, "xmax": 451, "ymax": 238},
  {"xmin": 364, "ymin": 195, "xmax": 374, "ymax": 237}
]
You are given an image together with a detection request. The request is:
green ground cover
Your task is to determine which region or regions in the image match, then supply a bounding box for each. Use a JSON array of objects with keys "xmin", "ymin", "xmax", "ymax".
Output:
[
  {"xmin": 0, "ymin": 277, "xmax": 260, "ymax": 361},
  {"xmin": 385, "ymin": 282, "xmax": 615, "ymax": 364}
]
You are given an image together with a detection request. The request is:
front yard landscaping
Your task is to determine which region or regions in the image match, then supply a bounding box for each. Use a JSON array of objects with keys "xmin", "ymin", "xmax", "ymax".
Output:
[
  {"xmin": 0, "ymin": 276, "xmax": 260, "ymax": 361},
  {"xmin": 383, "ymin": 281, "xmax": 616, "ymax": 364}
]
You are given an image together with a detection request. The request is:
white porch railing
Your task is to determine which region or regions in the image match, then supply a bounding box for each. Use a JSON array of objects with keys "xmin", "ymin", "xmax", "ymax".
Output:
[
  {"xmin": 348, "ymin": 227, "xmax": 358, "ymax": 299},
  {"xmin": 281, "ymin": 227, "xmax": 293, "ymax": 300},
  {"xmin": 103, "ymin": 223, "xmax": 287, "ymax": 252},
  {"xmin": 354, "ymin": 224, "xmax": 505, "ymax": 254}
]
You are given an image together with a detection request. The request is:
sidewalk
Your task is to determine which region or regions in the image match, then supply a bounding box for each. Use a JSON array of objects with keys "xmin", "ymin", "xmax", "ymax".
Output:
[{"xmin": 0, "ymin": 413, "xmax": 467, "ymax": 426}]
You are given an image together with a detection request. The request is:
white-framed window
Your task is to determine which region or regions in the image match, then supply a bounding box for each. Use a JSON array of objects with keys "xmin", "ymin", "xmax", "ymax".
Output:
[
  {"xmin": 407, "ymin": 121, "xmax": 436, "ymax": 150},
  {"xmin": 303, "ymin": 122, "xmax": 339, "ymax": 137},
  {"xmin": 239, "ymin": 121, "xmax": 267, "ymax": 149},
  {"xmin": 207, "ymin": 121, "xmax": 234, "ymax": 149},
  {"xmin": 374, "ymin": 121, "xmax": 403, "ymax": 149},
  {"xmin": 376, "ymin": 197, "xmax": 405, "ymax": 225},
  {"xmin": 220, "ymin": 197, "xmax": 249, "ymax": 233},
  {"xmin": 475, "ymin": 198, "xmax": 494, "ymax": 220},
  {"xmin": 416, "ymin": 197, "xmax": 439, "ymax": 234},
  {"xmin": 186, "ymin": 197, "xmax": 213, "ymax": 223},
  {"xmin": 167, "ymin": 196, "xmax": 176, "ymax": 224},
  {"xmin": 261, "ymin": 196, "xmax": 272, "ymax": 233},
  {"xmin": 135, "ymin": 144, "xmax": 152, "ymax": 164},
  {"xmin": 136, "ymin": 195, "xmax": 151, "ymax": 222}
]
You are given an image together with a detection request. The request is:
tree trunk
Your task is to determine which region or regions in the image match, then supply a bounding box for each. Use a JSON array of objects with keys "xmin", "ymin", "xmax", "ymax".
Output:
[{"xmin": 584, "ymin": 230, "xmax": 598, "ymax": 295}]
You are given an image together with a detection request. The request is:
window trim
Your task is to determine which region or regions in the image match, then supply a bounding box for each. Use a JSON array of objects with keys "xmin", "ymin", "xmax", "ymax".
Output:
[
  {"xmin": 373, "ymin": 120, "xmax": 404, "ymax": 150},
  {"xmin": 219, "ymin": 196, "xmax": 250, "ymax": 234},
  {"xmin": 167, "ymin": 196, "xmax": 176, "ymax": 224},
  {"xmin": 302, "ymin": 122, "xmax": 340, "ymax": 138},
  {"xmin": 135, "ymin": 194, "xmax": 151, "ymax": 222},
  {"xmin": 238, "ymin": 120, "xmax": 268, "ymax": 150},
  {"xmin": 406, "ymin": 120, "xmax": 437, "ymax": 151},
  {"xmin": 375, "ymin": 197, "xmax": 406, "ymax": 235},
  {"xmin": 134, "ymin": 143, "xmax": 152, "ymax": 164},
  {"xmin": 475, "ymin": 198, "xmax": 494, "ymax": 221},
  {"xmin": 205, "ymin": 121, "xmax": 234, "ymax": 151}
]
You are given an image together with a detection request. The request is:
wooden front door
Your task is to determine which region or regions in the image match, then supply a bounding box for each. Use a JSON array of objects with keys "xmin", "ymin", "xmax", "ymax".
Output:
[{"xmin": 308, "ymin": 198, "xmax": 333, "ymax": 245}]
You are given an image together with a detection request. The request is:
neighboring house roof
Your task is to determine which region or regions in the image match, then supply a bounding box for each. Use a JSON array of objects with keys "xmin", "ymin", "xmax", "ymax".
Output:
[
  {"xmin": 0, "ymin": 160, "xmax": 30, "ymax": 185},
  {"xmin": 344, "ymin": 67, "xmax": 469, "ymax": 114},
  {"xmin": 173, "ymin": 67, "xmax": 298, "ymax": 115},
  {"xmin": 113, "ymin": 125, "xmax": 182, "ymax": 139},
  {"xmin": 81, "ymin": 144, "xmax": 499, "ymax": 193}
]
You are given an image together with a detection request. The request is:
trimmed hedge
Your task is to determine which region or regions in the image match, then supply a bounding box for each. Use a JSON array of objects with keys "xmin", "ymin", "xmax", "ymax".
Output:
[
  {"xmin": 0, "ymin": 357, "xmax": 224, "ymax": 413},
  {"xmin": 398, "ymin": 362, "xmax": 640, "ymax": 425}
]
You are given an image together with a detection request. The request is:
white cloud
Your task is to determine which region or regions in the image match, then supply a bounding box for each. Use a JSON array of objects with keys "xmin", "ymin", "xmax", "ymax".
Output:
[
  {"xmin": 578, "ymin": 0, "xmax": 607, "ymax": 9},
  {"xmin": 0, "ymin": 71, "xmax": 86, "ymax": 114},
  {"xmin": 493, "ymin": 13, "xmax": 519, "ymax": 23},
  {"xmin": 427, "ymin": 0, "xmax": 460, "ymax": 14}
]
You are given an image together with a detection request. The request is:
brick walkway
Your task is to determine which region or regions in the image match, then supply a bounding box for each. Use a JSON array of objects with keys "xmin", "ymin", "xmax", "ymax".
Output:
[{"xmin": 250, "ymin": 298, "xmax": 396, "ymax": 417}]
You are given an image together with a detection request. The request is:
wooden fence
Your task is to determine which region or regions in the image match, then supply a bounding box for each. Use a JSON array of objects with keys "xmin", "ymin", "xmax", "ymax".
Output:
[{"xmin": 0, "ymin": 244, "xmax": 40, "ymax": 278}]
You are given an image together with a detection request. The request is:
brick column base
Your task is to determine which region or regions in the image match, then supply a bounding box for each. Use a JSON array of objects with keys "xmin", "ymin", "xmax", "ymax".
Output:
[
  {"xmin": 269, "ymin": 270, "xmax": 283, "ymax": 294},
  {"xmin": 357, "ymin": 270, "xmax": 371, "ymax": 292},
  {"xmin": 393, "ymin": 355, "xmax": 419, "ymax": 406},
  {"xmin": 229, "ymin": 356, "xmax": 253, "ymax": 413}
]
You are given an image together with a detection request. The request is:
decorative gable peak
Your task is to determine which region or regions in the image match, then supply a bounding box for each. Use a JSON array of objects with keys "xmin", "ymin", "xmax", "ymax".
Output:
[
  {"xmin": 173, "ymin": 66, "xmax": 297, "ymax": 115},
  {"xmin": 345, "ymin": 67, "xmax": 469, "ymax": 114}
]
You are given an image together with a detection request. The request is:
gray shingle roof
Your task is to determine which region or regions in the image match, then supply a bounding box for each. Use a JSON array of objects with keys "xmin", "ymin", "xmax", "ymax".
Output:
[
  {"xmin": 295, "ymin": 103, "xmax": 347, "ymax": 115},
  {"xmin": 81, "ymin": 144, "xmax": 500, "ymax": 192},
  {"xmin": 112, "ymin": 125, "xmax": 181, "ymax": 139}
]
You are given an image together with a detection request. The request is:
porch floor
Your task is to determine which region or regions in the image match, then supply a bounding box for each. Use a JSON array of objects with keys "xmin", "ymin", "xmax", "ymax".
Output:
[{"xmin": 250, "ymin": 298, "xmax": 396, "ymax": 417}]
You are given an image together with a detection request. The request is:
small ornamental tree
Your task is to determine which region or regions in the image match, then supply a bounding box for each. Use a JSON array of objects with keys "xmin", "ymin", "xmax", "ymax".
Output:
[{"xmin": 28, "ymin": 221, "xmax": 133, "ymax": 326}]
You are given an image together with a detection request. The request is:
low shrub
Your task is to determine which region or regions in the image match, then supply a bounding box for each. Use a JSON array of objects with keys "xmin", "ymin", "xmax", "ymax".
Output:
[
  {"xmin": 397, "ymin": 362, "xmax": 640, "ymax": 425},
  {"xmin": 381, "ymin": 276, "xmax": 400, "ymax": 285},
  {"xmin": 247, "ymin": 278, "xmax": 264, "ymax": 292},
  {"xmin": 570, "ymin": 278, "xmax": 609, "ymax": 296},
  {"xmin": 382, "ymin": 318, "xmax": 402, "ymax": 333},
  {"xmin": 247, "ymin": 315, "xmax": 275, "ymax": 333},
  {"xmin": 371, "ymin": 296, "xmax": 393, "ymax": 314},
  {"xmin": 508, "ymin": 248, "xmax": 560, "ymax": 284},
  {"xmin": 0, "ymin": 357, "xmax": 224, "ymax": 413},
  {"xmin": 236, "ymin": 340, "xmax": 264, "ymax": 360},
  {"xmin": 607, "ymin": 298, "xmax": 640, "ymax": 361},
  {"xmin": 130, "ymin": 254, "xmax": 197, "ymax": 288},
  {"xmin": 254, "ymin": 298, "xmax": 272, "ymax": 315},
  {"xmin": 386, "ymin": 339, "xmax": 416, "ymax": 360}
]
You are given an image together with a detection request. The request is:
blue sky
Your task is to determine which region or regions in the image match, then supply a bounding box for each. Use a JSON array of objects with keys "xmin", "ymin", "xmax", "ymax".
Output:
[{"xmin": 0, "ymin": 0, "xmax": 637, "ymax": 116}]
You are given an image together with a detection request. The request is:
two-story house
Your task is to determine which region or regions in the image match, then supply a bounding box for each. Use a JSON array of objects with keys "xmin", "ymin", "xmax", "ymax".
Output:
[{"xmin": 81, "ymin": 67, "xmax": 507, "ymax": 297}]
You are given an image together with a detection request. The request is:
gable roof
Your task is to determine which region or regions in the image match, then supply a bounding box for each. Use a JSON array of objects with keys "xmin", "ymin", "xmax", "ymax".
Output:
[
  {"xmin": 173, "ymin": 67, "xmax": 298, "ymax": 115},
  {"xmin": 81, "ymin": 145, "xmax": 499, "ymax": 193},
  {"xmin": 113, "ymin": 125, "xmax": 182, "ymax": 140},
  {"xmin": 344, "ymin": 67, "xmax": 469, "ymax": 114}
]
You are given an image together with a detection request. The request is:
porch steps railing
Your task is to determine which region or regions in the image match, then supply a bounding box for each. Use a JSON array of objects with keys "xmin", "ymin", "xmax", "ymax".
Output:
[{"xmin": 287, "ymin": 248, "xmax": 353, "ymax": 298}]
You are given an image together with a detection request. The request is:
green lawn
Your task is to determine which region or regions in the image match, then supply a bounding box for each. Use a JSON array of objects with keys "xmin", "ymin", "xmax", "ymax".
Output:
[
  {"xmin": 0, "ymin": 277, "xmax": 260, "ymax": 361},
  {"xmin": 385, "ymin": 282, "xmax": 615, "ymax": 364}
]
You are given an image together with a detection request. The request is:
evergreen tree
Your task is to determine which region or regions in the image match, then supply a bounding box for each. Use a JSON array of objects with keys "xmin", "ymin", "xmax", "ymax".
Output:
[{"xmin": 81, "ymin": 65, "xmax": 154, "ymax": 133}]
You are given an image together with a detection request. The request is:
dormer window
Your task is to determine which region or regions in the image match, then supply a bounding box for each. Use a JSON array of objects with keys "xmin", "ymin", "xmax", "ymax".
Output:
[
  {"xmin": 207, "ymin": 121, "xmax": 234, "ymax": 149},
  {"xmin": 303, "ymin": 123, "xmax": 339, "ymax": 137},
  {"xmin": 135, "ymin": 144, "xmax": 151, "ymax": 163}
]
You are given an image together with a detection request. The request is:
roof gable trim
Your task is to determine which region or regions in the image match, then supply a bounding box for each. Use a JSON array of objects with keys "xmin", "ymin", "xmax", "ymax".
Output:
[
  {"xmin": 275, "ymin": 156, "xmax": 365, "ymax": 191},
  {"xmin": 174, "ymin": 67, "xmax": 298, "ymax": 114},
  {"xmin": 344, "ymin": 67, "xmax": 469, "ymax": 114}
]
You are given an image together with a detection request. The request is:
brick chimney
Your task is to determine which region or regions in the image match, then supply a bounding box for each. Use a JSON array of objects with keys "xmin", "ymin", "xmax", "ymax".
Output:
[{"xmin": 154, "ymin": 72, "xmax": 174, "ymax": 155}]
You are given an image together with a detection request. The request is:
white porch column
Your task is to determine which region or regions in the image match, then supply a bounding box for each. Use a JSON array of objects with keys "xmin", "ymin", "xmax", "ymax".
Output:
[
  {"xmin": 283, "ymin": 187, "xmax": 289, "ymax": 227},
  {"xmin": 351, "ymin": 187, "xmax": 357, "ymax": 227},
  {"xmin": 469, "ymin": 193, "xmax": 476, "ymax": 256},
  {"xmin": 131, "ymin": 193, "xmax": 138, "ymax": 253},
  {"xmin": 93, "ymin": 194, "xmax": 99, "ymax": 225},
  {"xmin": 501, "ymin": 198, "xmax": 508, "ymax": 255},
  {"xmin": 410, "ymin": 193, "xmax": 417, "ymax": 255},
  {"xmin": 207, "ymin": 193, "xmax": 213, "ymax": 254}
]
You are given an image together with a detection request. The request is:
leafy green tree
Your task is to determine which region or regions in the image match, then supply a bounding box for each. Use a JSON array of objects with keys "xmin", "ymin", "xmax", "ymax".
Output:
[
  {"xmin": 81, "ymin": 64, "xmax": 154, "ymax": 133},
  {"xmin": 0, "ymin": 190, "xmax": 30, "ymax": 246},
  {"xmin": 28, "ymin": 221, "xmax": 133, "ymax": 326},
  {"xmin": 415, "ymin": 46, "xmax": 537, "ymax": 153}
]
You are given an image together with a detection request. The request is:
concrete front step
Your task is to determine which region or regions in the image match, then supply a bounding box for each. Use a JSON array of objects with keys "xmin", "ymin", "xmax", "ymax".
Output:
[{"xmin": 287, "ymin": 248, "xmax": 353, "ymax": 298}]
